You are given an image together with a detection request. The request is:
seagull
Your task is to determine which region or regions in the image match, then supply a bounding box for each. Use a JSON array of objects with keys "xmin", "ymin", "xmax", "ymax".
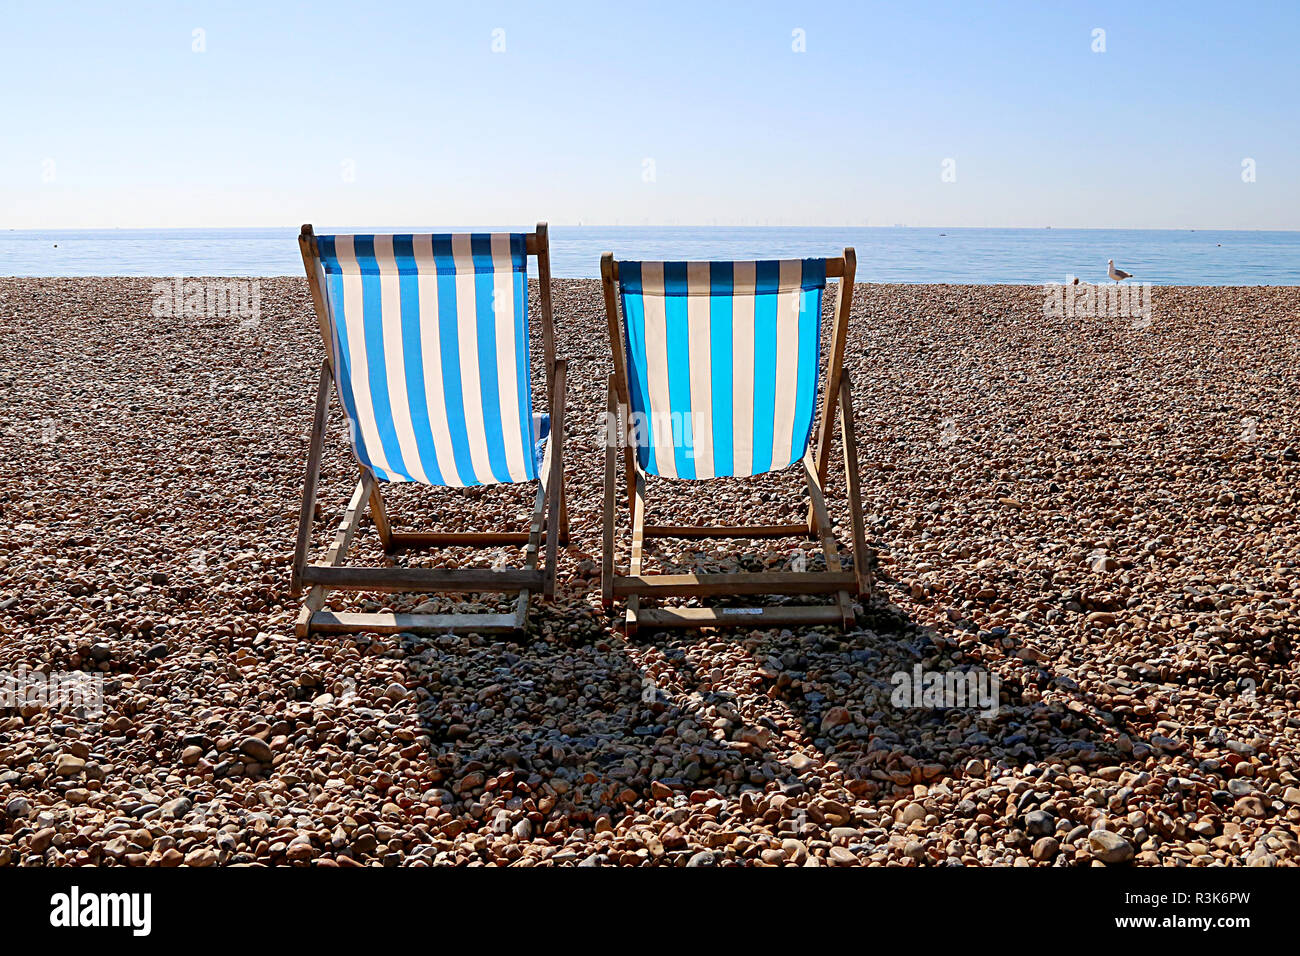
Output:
[{"xmin": 1108, "ymin": 259, "xmax": 1132, "ymax": 282}]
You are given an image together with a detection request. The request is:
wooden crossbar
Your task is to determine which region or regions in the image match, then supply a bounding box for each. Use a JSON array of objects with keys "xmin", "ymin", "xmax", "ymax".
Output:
[
  {"xmin": 635, "ymin": 605, "xmax": 846, "ymax": 629},
  {"xmin": 309, "ymin": 611, "xmax": 519, "ymax": 635},
  {"xmin": 613, "ymin": 572, "xmax": 857, "ymax": 598},
  {"xmin": 642, "ymin": 523, "xmax": 810, "ymax": 540},
  {"xmin": 607, "ymin": 257, "xmax": 850, "ymax": 281},
  {"xmin": 300, "ymin": 566, "xmax": 543, "ymax": 593},
  {"xmin": 386, "ymin": 531, "xmax": 532, "ymax": 548}
]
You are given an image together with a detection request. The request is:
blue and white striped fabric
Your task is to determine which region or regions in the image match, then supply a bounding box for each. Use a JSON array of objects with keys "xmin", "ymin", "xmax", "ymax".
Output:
[
  {"xmin": 313, "ymin": 233, "xmax": 541, "ymax": 487},
  {"xmin": 617, "ymin": 259, "xmax": 827, "ymax": 479}
]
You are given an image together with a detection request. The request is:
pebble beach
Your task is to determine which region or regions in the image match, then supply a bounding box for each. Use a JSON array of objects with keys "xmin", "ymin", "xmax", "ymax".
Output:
[{"xmin": 2, "ymin": 275, "xmax": 1299, "ymax": 867}]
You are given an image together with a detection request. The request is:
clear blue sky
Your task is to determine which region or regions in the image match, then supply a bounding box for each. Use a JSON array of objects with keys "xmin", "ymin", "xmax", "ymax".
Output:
[{"xmin": 3, "ymin": 0, "xmax": 1297, "ymax": 229}]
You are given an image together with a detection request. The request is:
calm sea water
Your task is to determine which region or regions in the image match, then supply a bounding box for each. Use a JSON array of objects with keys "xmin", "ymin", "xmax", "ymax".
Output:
[{"xmin": 3, "ymin": 227, "xmax": 1298, "ymax": 285}]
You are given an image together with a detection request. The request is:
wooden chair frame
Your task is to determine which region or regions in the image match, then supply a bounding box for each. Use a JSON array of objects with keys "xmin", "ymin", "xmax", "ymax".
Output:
[
  {"xmin": 599, "ymin": 248, "xmax": 871, "ymax": 633},
  {"xmin": 292, "ymin": 222, "xmax": 567, "ymax": 637}
]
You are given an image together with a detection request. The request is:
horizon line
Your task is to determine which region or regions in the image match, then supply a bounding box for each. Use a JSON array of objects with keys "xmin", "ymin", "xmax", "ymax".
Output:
[{"xmin": 7, "ymin": 224, "xmax": 1300, "ymax": 234}]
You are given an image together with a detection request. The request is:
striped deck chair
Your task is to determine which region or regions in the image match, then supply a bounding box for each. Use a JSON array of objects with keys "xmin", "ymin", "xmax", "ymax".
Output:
[
  {"xmin": 599, "ymin": 249, "xmax": 870, "ymax": 633},
  {"xmin": 291, "ymin": 223, "xmax": 567, "ymax": 636}
]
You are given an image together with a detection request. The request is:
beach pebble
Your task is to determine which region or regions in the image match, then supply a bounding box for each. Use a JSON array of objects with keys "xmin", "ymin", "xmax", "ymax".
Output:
[
  {"xmin": 239, "ymin": 736, "xmax": 274, "ymax": 764},
  {"xmin": 1088, "ymin": 831, "xmax": 1134, "ymax": 864}
]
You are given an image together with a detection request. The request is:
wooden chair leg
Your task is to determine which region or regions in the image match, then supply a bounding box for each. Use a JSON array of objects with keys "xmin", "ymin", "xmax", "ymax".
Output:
[
  {"xmin": 625, "ymin": 469, "xmax": 647, "ymax": 636},
  {"xmin": 558, "ymin": 432, "xmax": 570, "ymax": 547},
  {"xmin": 559, "ymin": 484, "xmax": 569, "ymax": 546},
  {"xmin": 802, "ymin": 451, "xmax": 855, "ymax": 628},
  {"xmin": 363, "ymin": 466, "xmax": 393, "ymax": 550},
  {"xmin": 544, "ymin": 359, "xmax": 567, "ymax": 598},
  {"xmin": 620, "ymin": 389, "xmax": 638, "ymax": 522},
  {"xmin": 601, "ymin": 377, "xmax": 618, "ymax": 610},
  {"xmin": 513, "ymin": 589, "xmax": 531, "ymax": 630},
  {"xmin": 292, "ymin": 360, "xmax": 331, "ymax": 598},
  {"xmin": 516, "ymin": 434, "xmax": 550, "ymax": 625},
  {"xmin": 814, "ymin": 248, "xmax": 855, "ymax": 485},
  {"xmin": 838, "ymin": 373, "xmax": 872, "ymax": 599}
]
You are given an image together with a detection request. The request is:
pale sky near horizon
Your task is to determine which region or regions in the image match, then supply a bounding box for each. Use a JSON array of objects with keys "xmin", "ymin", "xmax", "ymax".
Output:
[{"xmin": 3, "ymin": 1, "xmax": 1298, "ymax": 230}]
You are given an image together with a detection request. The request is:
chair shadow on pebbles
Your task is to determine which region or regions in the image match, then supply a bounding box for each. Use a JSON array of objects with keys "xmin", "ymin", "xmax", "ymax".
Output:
[
  {"xmin": 639, "ymin": 597, "xmax": 1125, "ymax": 788},
  {"xmin": 378, "ymin": 558, "xmax": 1125, "ymax": 865}
]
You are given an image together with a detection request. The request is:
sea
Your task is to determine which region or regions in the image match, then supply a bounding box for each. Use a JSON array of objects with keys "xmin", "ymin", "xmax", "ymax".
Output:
[{"xmin": 3, "ymin": 227, "xmax": 1298, "ymax": 285}]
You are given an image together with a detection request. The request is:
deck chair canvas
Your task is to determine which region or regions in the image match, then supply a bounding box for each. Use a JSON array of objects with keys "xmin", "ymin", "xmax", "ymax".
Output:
[
  {"xmin": 292, "ymin": 223, "xmax": 567, "ymax": 636},
  {"xmin": 599, "ymin": 249, "xmax": 870, "ymax": 633}
]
